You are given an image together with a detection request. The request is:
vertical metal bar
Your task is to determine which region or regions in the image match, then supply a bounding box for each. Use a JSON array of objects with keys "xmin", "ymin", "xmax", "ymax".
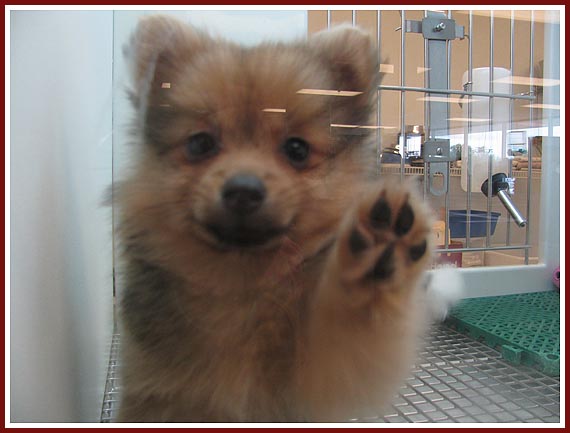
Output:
[
  {"xmin": 506, "ymin": 10, "xmax": 515, "ymax": 246},
  {"xmin": 423, "ymin": 9, "xmax": 429, "ymax": 198},
  {"xmin": 424, "ymin": 10, "xmax": 430, "ymax": 140},
  {"xmin": 525, "ymin": 11, "xmax": 535, "ymax": 264},
  {"xmin": 486, "ymin": 154, "xmax": 493, "ymax": 248},
  {"xmin": 465, "ymin": 10, "xmax": 473, "ymax": 248},
  {"xmin": 444, "ymin": 9, "xmax": 452, "ymax": 250},
  {"xmin": 447, "ymin": 9, "xmax": 452, "ymax": 136},
  {"xmin": 485, "ymin": 10, "xmax": 494, "ymax": 248},
  {"xmin": 327, "ymin": 10, "xmax": 331, "ymax": 29},
  {"xmin": 426, "ymin": 11, "xmax": 450, "ymax": 138},
  {"xmin": 377, "ymin": 10, "xmax": 383, "ymax": 174},
  {"xmin": 425, "ymin": 10, "xmax": 450, "ymax": 202},
  {"xmin": 352, "ymin": 10, "xmax": 356, "ymax": 27},
  {"xmin": 400, "ymin": 10, "xmax": 406, "ymax": 181}
]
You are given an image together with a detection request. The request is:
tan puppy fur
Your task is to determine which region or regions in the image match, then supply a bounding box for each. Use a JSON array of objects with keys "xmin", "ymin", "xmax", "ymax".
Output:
[{"xmin": 116, "ymin": 15, "xmax": 435, "ymax": 422}]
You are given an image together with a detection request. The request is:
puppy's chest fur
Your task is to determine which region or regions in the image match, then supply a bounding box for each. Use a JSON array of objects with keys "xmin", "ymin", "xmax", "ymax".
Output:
[{"xmin": 120, "ymin": 254, "xmax": 324, "ymax": 418}]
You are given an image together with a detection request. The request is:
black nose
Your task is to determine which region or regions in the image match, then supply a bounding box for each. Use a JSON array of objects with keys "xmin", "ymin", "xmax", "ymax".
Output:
[{"xmin": 222, "ymin": 174, "xmax": 266, "ymax": 215}]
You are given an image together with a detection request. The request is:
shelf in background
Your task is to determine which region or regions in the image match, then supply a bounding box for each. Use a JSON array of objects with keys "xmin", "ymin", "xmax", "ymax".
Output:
[{"xmin": 379, "ymin": 164, "xmax": 542, "ymax": 179}]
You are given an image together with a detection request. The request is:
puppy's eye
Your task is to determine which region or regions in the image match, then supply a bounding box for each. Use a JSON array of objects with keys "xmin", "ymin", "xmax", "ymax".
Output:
[
  {"xmin": 185, "ymin": 132, "xmax": 218, "ymax": 162},
  {"xmin": 282, "ymin": 137, "xmax": 310, "ymax": 167}
]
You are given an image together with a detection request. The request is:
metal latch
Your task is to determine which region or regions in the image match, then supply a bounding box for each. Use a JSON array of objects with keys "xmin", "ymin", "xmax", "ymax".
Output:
[
  {"xmin": 403, "ymin": 17, "xmax": 465, "ymax": 40},
  {"xmin": 422, "ymin": 139, "xmax": 455, "ymax": 196}
]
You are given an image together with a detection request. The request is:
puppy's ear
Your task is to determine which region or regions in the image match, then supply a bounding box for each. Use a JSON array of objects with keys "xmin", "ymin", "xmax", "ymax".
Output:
[
  {"xmin": 124, "ymin": 15, "xmax": 209, "ymax": 106},
  {"xmin": 309, "ymin": 25, "xmax": 380, "ymax": 95},
  {"xmin": 309, "ymin": 26, "xmax": 381, "ymax": 128}
]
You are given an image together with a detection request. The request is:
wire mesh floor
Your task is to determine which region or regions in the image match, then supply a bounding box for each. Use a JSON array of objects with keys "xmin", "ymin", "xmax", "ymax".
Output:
[{"xmin": 101, "ymin": 325, "xmax": 560, "ymax": 423}]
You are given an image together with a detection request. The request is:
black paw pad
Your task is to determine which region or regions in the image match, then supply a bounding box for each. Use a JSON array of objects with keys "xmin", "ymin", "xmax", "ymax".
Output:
[
  {"xmin": 349, "ymin": 228, "xmax": 369, "ymax": 254},
  {"xmin": 370, "ymin": 244, "xmax": 395, "ymax": 280},
  {"xmin": 370, "ymin": 197, "xmax": 391, "ymax": 229},
  {"xmin": 394, "ymin": 202, "xmax": 414, "ymax": 236},
  {"xmin": 409, "ymin": 240, "xmax": 427, "ymax": 262}
]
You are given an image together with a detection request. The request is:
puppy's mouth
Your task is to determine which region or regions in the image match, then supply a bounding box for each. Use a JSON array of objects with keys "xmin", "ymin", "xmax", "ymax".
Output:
[
  {"xmin": 204, "ymin": 222, "xmax": 289, "ymax": 249},
  {"xmin": 192, "ymin": 173, "xmax": 296, "ymax": 250}
]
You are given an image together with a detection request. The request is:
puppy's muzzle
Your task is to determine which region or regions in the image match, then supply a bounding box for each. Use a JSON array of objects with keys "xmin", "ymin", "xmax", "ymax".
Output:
[
  {"xmin": 204, "ymin": 173, "xmax": 287, "ymax": 248},
  {"xmin": 222, "ymin": 173, "xmax": 266, "ymax": 215}
]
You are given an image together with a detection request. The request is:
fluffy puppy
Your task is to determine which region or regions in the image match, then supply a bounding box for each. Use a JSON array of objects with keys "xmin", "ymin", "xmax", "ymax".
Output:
[{"xmin": 116, "ymin": 14, "xmax": 434, "ymax": 422}]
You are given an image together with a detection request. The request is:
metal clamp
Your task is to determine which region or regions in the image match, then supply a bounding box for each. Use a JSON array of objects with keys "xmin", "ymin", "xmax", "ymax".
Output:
[
  {"xmin": 402, "ymin": 17, "xmax": 465, "ymax": 41},
  {"xmin": 423, "ymin": 139, "xmax": 454, "ymax": 196}
]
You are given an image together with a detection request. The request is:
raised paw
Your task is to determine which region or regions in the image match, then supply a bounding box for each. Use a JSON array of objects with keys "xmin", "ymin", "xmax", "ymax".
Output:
[{"xmin": 337, "ymin": 183, "xmax": 433, "ymax": 303}]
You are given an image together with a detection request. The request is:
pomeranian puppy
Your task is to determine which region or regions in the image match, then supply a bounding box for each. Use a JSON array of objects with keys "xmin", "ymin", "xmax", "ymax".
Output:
[{"xmin": 115, "ymin": 14, "xmax": 434, "ymax": 422}]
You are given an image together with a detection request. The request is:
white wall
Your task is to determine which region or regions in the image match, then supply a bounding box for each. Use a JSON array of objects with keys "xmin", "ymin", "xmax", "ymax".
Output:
[{"xmin": 10, "ymin": 11, "xmax": 114, "ymax": 422}]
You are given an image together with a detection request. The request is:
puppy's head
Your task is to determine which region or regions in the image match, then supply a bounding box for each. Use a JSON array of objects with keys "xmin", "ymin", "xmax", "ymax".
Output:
[{"xmin": 120, "ymin": 15, "xmax": 380, "ymax": 269}]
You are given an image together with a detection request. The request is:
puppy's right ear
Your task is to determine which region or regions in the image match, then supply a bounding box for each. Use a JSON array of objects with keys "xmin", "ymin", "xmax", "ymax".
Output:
[
  {"xmin": 124, "ymin": 15, "xmax": 209, "ymax": 106},
  {"xmin": 309, "ymin": 25, "xmax": 379, "ymax": 95}
]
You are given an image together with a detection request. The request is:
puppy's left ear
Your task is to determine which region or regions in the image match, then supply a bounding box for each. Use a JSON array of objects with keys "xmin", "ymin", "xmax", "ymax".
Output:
[{"xmin": 309, "ymin": 25, "xmax": 380, "ymax": 95}]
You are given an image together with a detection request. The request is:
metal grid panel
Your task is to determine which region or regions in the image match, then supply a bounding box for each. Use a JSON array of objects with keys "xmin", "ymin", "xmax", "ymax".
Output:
[
  {"xmin": 100, "ymin": 333, "xmax": 120, "ymax": 423},
  {"xmin": 373, "ymin": 325, "xmax": 560, "ymax": 423},
  {"xmin": 100, "ymin": 325, "xmax": 560, "ymax": 423}
]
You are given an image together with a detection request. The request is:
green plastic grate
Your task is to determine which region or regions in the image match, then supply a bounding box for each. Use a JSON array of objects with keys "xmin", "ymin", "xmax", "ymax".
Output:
[{"xmin": 446, "ymin": 291, "xmax": 560, "ymax": 376}]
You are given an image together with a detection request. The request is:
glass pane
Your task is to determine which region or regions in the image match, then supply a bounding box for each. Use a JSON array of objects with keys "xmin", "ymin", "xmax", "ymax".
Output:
[{"xmin": 113, "ymin": 9, "xmax": 560, "ymax": 274}]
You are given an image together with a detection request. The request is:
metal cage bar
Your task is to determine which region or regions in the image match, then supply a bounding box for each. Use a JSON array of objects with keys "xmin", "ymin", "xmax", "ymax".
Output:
[
  {"xmin": 423, "ymin": 10, "xmax": 429, "ymax": 199},
  {"xmin": 378, "ymin": 85, "xmax": 535, "ymax": 100},
  {"xmin": 376, "ymin": 10, "xmax": 383, "ymax": 174},
  {"xmin": 525, "ymin": 11, "xmax": 535, "ymax": 264},
  {"xmin": 506, "ymin": 10, "xmax": 516, "ymax": 246},
  {"xmin": 434, "ymin": 244, "xmax": 532, "ymax": 254},
  {"xmin": 399, "ymin": 10, "xmax": 406, "ymax": 181},
  {"xmin": 485, "ymin": 11, "xmax": 495, "ymax": 248},
  {"xmin": 444, "ymin": 9, "xmax": 452, "ymax": 250},
  {"xmin": 465, "ymin": 10, "xmax": 474, "ymax": 248}
]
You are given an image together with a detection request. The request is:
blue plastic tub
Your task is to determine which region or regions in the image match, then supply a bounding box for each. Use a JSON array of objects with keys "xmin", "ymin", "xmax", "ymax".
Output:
[{"xmin": 449, "ymin": 210, "xmax": 501, "ymax": 238}]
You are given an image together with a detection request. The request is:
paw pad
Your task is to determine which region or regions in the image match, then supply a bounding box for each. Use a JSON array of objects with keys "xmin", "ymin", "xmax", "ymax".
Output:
[
  {"xmin": 409, "ymin": 240, "xmax": 427, "ymax": 262},
  {"xmin": 394, "ymin": 202, "xmax": 415, "ymax": 237},
  {"xmin": 369, "ymin": 196, "xmax": 391, "ymax": 229},
  {"xmin": 349, "ymin": 228, "xmax": 369, "ymax": 254},
  {"xmin": 341, "ymin": 188, "xmax": 431, "ymax": 287},
  {"xmin": 369, "ymin": 244, "xmax": 395, "ymax": 280}
]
